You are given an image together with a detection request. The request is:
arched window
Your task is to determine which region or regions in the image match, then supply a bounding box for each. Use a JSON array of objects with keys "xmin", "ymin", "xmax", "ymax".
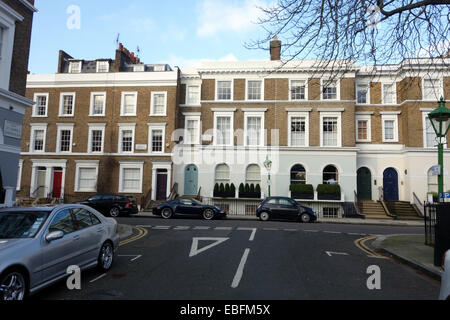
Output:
[
  {"xmin": 246, "ymin": 164, "xmax": 261, "ymax": 185},
  {"xmin": 291, "ymin": 165, "xmax": 306, "ymax": 185},
  {"xmin": 323, "ymin": 165, "xmax": 339, "ymax": 184},
  {"xmin": 427, "ymin": 168, "xmax": 438, "ymax": 193},
  {"xmin": 215, "ymin": 164, "xmax": 230, "ymax": 185}
]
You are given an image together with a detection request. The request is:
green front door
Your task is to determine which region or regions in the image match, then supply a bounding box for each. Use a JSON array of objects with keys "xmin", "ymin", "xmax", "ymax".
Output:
[
  {"xmin": 357, "ymin": 167, "xmax": 372, "ymax": 201},
  {"xmin": 184, "ymin": 165, "xmax": 198, "ymax": 196}
]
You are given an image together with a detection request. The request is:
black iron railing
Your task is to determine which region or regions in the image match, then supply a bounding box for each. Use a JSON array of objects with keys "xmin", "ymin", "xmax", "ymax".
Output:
[{"xmin": 424, "ymin": 203, "xmax": 437, "ymax": 247}]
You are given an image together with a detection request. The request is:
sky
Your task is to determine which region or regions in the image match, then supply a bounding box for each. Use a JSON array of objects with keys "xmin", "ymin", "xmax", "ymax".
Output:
[{"xmin": 28, "ymin": 0, "xmax": 273, "ymax": 74}]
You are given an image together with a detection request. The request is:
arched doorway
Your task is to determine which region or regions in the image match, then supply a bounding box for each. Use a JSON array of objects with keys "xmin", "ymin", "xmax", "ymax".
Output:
[
  {"xmin": 184, "ymin": 164, "xmax": 198, "ymax": 196},
  {"xmin": 383, "ymin": 168, "xmax": 399, "ymax": 201},
  {"xmin": 357, "ymin": 167, "xmax": 372, "ymax": 200}
]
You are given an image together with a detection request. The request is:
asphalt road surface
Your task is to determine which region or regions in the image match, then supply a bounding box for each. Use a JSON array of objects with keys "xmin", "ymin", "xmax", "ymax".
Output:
[{"xmin": 33, "ymin": 217, "xmax": 440, "ymax": 300}]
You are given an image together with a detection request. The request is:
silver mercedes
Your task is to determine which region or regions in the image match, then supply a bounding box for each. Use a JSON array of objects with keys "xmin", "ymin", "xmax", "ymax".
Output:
[{"xmin": 0, "ymin": 204, "xmax": 120, "ymax": 300}]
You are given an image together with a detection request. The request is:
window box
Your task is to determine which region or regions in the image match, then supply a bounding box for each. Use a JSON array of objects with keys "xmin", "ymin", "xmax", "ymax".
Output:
[
  {"xmin": 290, "ymin": 184, "xmax": 314, "ymax": 200},
  {"xmin": 317, "ymin": 184, "xmax": 341, "ymax": 200}
]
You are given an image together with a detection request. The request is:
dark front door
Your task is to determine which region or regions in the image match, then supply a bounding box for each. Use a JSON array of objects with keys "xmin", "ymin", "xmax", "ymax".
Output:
[
  {"xmin": 52, "ymin": 170, "xmax": 63, "ymax": 198},
  {"xmin": 156, "ymin": 170, "xmax": 168, "ymax": 201},
  {"xmin": 357, "ymin": 167, "xmax": 372, "ymax": 201},
  {"xmin": 383, "ymin": 168, "xmax": 399, "ymax": 201}
]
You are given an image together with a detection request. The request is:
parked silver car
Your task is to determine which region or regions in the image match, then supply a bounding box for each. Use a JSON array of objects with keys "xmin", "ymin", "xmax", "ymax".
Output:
[
  {"xmin": 0, "ymin": 204, "xmax": 120, "ymax": 300},
  {"xmin": 440, "ymin": 250, "xmax": 450, "ymax": 300}
]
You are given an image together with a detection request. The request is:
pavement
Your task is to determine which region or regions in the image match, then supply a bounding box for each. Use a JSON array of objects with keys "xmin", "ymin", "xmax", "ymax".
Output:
[
  {"xmin": 135, "ymin": 211, "xmax": 425, "ymax": 227},
  {"xmin": 371, "ymin": 234, "xmax": 443, "ymax": 279}
]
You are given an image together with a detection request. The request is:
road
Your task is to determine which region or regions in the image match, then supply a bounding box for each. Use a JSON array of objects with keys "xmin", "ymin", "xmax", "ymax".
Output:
[{"xmin": 33, "ymin": 217, "xmax": 440, "ymax": 300}]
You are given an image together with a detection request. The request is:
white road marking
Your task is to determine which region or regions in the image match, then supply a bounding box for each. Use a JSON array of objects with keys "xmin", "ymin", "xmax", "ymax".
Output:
[
  {"xmin": 136, "ymin": 225, "xmax": 153, "ymax": 228},
  {"xmin": 231, "ymin": 248, "xmax": 251, "ymax": 289},
  {"xmin": 326, "ymin": 251, "xmax": 349, "ymax": 257},
  {"xmin": 215, "ymin": 227, "xmax": 233, "ymax": 231},
  {"xmin": 263, "ymin": 228, "xmax": 279, "ymax": 231},
  {"xmin": 153, "ymin": 226, "xmax": 171, "ymax": 230},
  {"xmin": 237, "ymin": 228, "xmax": 257, "ymax": 241},
  {"xmin": 348, "ymin": 233, "xmax": 367, "ymax": 236},
  {"xmin": 174, "ymin": 226, "xmax": 190, "ymax": 230},
  {"xmin": 304, "ymin": 230, "xmax": 319, "ymax": 233},
  {"xmin": 89, "ymin": 273, "xmax": 107, "ymax": 283},
  {"xmin": 118, "ymin": 254, "xmax": 142, "ymax": 262},
  {"xmin": 284, "ymin": 229, "xmax": 298, "ymax": 232},
  {"xmin": 323, "ymin": 231, "xmax": 342, "ymax": 234},
  {"xmin": 189, "ymin": 237, "xmax": 229, "ymax": 258},
  {"xmin": 194, "ymin": 226, "xmax": 210, "ymax": 230}
]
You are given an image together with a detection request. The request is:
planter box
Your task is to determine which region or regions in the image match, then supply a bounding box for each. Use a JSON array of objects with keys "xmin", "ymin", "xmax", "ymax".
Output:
[
  {"xmin": 291, "ymin": 193, "xmax": 314, "ymax": 200},
  {"xmin": 214, "ymin": 192, "xmax": 235, "ymax": 198},
  {"xmin": 318, "ymin": 193, "xmax": 341, "ymax": 201},
  {"xmin": 239, "ymin": 192, "xmax": 261, "ymax": 199}
]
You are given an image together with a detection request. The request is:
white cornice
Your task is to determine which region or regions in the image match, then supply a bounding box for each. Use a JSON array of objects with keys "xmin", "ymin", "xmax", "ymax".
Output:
[
  {"xmin": 0, "ymin": 1, "xmax": 24, "ymax": 21},
  {"xmin": 0, "ymin": 88, "xmax": 33, "ymax": 108},
  {"xmin": 17, "ymin": 0, "xmax": 38, "ymax": 12},
  {"xmin": 286, "ymin": 108, "xmax": 313, "ymax": 112}
]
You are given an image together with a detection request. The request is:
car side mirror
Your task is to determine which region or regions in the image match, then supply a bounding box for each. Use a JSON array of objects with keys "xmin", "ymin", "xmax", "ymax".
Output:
[{"xmin": 46, "ymin": 231, "xmax": 64, "ymax": 242}]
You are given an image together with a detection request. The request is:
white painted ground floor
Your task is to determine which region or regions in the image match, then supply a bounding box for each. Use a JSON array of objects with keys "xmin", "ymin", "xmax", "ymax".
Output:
[{"xmin": 172, "ymin": 145, "xmax": 450, "ymax": 204}]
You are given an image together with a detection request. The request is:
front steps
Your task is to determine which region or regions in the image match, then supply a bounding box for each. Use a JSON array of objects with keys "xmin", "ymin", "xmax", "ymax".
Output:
[
  {"xmin": 385, "ymin": 201, "xmax": 423, "ymax": 221},
  {"xmin": 359, "ymin": 201, "xmax": 393, "ymax": 220}
]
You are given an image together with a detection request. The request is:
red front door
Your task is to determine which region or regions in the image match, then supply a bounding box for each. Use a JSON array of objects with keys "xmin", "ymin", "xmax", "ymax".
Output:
[{"xmin": 52, "ymin": 171, "xmax": 63, "ymax": 198}]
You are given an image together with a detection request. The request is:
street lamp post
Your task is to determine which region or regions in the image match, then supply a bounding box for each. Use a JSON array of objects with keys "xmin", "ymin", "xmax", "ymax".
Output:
[
  {"xmin": 264, "ymin": 156, "xmax": 272, "ymax": 197},
  {"xmin": 428, "ymin": 98, "xmax": 450, "ymax": 203}
]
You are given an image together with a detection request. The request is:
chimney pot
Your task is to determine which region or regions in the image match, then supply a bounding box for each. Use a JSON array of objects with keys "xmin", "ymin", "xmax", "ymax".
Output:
[{"xmin": 270, "ymin": 37, "xmax": 282, "ymax": 61}]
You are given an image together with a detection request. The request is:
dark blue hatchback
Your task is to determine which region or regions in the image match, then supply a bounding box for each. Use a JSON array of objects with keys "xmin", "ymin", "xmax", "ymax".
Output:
[{"xmin": 256, "ymin": 197, "xmax": 317, "ymax": 223}]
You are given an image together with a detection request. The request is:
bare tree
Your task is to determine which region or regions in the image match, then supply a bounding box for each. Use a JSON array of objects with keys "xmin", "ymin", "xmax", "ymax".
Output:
[{"xmin": 248, "ymin": 0, "xmax": 450, "ymax": 74}]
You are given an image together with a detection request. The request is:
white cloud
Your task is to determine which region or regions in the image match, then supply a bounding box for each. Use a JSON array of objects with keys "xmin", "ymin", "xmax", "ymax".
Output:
[
  {"xmin": 164, "ymin": 53, "xmax": 239, "ymax": 68},
  {"xmin": 197, "ymin": 0, "xmax": 268, "ymax": 37}
]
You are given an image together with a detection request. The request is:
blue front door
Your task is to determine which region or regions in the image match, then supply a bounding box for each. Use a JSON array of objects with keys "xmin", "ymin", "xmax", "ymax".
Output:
[
  {"xmin": 184, "ymin": 165, "xmax": 198, "ymax": 196},
  {"xmin": 383, "ymin": 168, "xmax": 399, "ymax": 201}
]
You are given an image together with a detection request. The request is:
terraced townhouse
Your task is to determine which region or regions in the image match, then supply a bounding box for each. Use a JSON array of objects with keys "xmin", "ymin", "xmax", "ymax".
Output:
[
  {"xmin": 16, "ymin": 38, "xmax": 450, "ymax": 218},
  {"xmin": 0, "ymin": 0, "xmax": 36, "ymax": 208},
  {"xmin": 17, "ymin": 44, "xmax": 179, "ymax": 206}
]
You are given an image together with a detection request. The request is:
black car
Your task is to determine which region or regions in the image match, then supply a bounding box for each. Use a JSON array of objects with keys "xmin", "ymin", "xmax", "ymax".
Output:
[
  {"xmin": 256, "ymin": 197, "xmax": 317, "ymax": 223},
  {"xmin": 153, "ymin": 198, "xmax": 227, "ymax": 220},
  {"xmin": 74, "ymin": 194, "xmax": 139, "ymax": 217}
]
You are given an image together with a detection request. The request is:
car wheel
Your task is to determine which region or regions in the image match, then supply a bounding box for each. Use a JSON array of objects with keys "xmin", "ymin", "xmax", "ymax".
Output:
[
  {"xmin": 0, "ymin": 269, "xmax": 27, "ymax": 301},
  {"xmin": 98, "ymin": 242, "xmax": 114, "ymax": 272},
  {"xmin": 203, "ymin": 209, "xmax": 215, "ymax": 220},
  {"xmin": 161, "ymin": 208, "xmax": 173, "ymax": 219},
  {"xmin": 259, "ymin": 212, "xmax": 270, "ymax": 221},
  {"xmin": 109, "ymin": 207, "xmax": 120, "ymax": 218},
  {"xmin": 300, "ymin": 213, "xmax": 311, "ymax": 223}
]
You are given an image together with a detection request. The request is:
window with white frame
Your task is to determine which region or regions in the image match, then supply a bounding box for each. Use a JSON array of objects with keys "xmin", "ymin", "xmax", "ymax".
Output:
[
  {"xmin": 247, "ymin": 80, "xmax": 263, "ymax": 100},
  {"xmin": 290, "ymin": 80, "xmax": 307, "ymax": 100},
  {"xmin": 186, "ymin": 85, "xmax": 200, "ymax": 105},
  {"xmin": 59, "ymin": 93, "xmax": 75, "ymax": 117},
  {"xmin": 423, "ymin": 113, "xmax": 439, "ymax": 148},
  {"xmin": 382, "ymin": 114, "xmax": 399, "ymax": 142},
  {"xmin": 57, "ymin": 124, "xmax": 74, "ymax": 152},
  {"xmin": 184, "ymin": 115, "xmax": 201, "ymax": 145},
  {"xmin": 217, "ymin": 81, "xmax": 232, "ymax": 101},
  {"xmin": 214, "ymin": 113, "xmax": 233, "ymax": 146},
  {"xmin": 323, "ymin": 165, "xmax": 339, "ymax": 184},
  {"xmin": 119, "ymin": 162, "xmax": 144, "ymax": 193},
  {"xmin": 289, "ymin": 113, "xmax": 309, "ymax": 147},
  {"xmin": 96, "ymin": 61, "xmax": 109, "ymax": 73},
  {"xmin": 382, "ymin": 83, "xmax": 396, "ymax": 104},
  {"xmin": 69, "ymin": 61, "xmax": 82, "ymax": 74},
  {"xmin": 356, "ymin": 115, "xmax": 371, "ymax": 142},
  {"xmin": 151, "ymin": 129, "xmax": 163, "ymax": 153},
  {"xmin": 90, "ymin": 92, "xmax": 106, "ymax": 116},
  {"xmin": 121, "ymin": 92, "xmax": 137, "ymax": 116},
  {"xmin": 30, "ymin": 124, "xmax": 47, "ymax": 152},
  {"xmin": 118, "ymin": 124, "xmax": 135, "ymax": 153},
  {"xmin": 88, "ymin": 124, "xmax": 105, "ymax": 153},
  {"xmin": 322, "ymin": 80, "xmax": 338, "ymax": 100},
  {"xmin": 423, "ymin": 79, "xmax": 442, "ymax": 101},
  {"xmin": 215, "ymin": 164, "xmax": 230, "ymax": 185},
  {"xmin": 321, "ymin": 114, "xmax": 341, "ymax": 147},
  {"xmin": 357, "ymin": 84, "xmax": 369, "ymax": 104},
  {"xmin": 75, "ymin": 162, "xmax": 99, "ymax": 192},
  {"xmin": 291, "ymin": 165, "xmax": 307, "ymax": 185},
  {"xmin": 150, "ymin": 92, "xmax": 167, "ymax": 116},
  {"xmin": 33, "ymin": 93, "xmax": 49, "ymax": 117},
  {"xmin": 246, "ymin": 164, "xmax": 261, "ymax": 185},
  {"xmin": 245, "ymin": 113, "xmax": 264, "ymax": 147},
  {"xmin": 0, "ymin": 26, "xmax": 4, "ymax": 61}
]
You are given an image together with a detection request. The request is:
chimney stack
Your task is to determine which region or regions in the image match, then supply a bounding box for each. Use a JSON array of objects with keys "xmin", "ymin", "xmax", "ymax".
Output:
[{"xmin": 270, "ymin": 36, "xmax": 281, "ymax": 61}]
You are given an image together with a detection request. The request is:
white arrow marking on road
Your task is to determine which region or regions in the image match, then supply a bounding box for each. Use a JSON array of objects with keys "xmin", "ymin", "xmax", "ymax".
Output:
[
  {"xmin": 118, "ymin": 255, "xmax": 142, "ymax": 262},
  {"xmin": 326, "ymin": 251, "xmax": 349, "ymax": 257},
  {"xmin": 189, "ymin": 237, "xmax": 229, "ymax": 258}
]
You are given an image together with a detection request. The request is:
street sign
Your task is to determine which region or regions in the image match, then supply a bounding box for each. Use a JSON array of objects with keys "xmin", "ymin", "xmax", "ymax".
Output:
[
  {"xmin": 439, "ymin": 193, "xmax": 450, "ymax": 199},
  {"xmin": 432, "ymin": 165, "xmax": 441, "ymax": 176}
]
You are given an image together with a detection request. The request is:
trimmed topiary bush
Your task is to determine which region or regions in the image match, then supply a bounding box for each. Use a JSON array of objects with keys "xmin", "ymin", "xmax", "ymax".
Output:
[
  {"xmin": 290, "ymin": 184, "xmax": 314, "ymax": 200},
  {"xmin": 317, "ymin": 184, "xmax": 341, "ymax": 200}
]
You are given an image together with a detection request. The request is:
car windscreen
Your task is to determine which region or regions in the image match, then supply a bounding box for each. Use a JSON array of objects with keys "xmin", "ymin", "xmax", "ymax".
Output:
[
  {"xmin": 0, "ymin": 211, "xmax": 50, "ymax": 239},
  {"xmin": 191, "ymin": 199, "xmax": 203, "ymax": 205}
]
